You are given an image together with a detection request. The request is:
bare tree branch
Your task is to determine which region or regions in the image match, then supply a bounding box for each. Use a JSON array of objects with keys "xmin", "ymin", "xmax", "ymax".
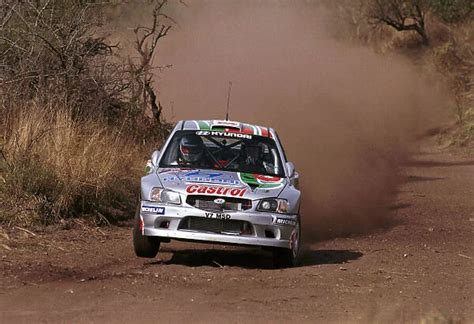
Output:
[
  {"xmin": 130, "ymin": 0, "xmax": 172, "ymax": 124},
  {"xmin": 368, "ymin": 0, "xmax": 430, "ymax": 45}
]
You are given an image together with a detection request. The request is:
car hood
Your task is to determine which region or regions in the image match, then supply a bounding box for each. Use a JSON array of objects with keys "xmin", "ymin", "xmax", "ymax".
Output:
[{"xmin": 157, "ymin": 168, "xmax": 287, "ymax": 199}]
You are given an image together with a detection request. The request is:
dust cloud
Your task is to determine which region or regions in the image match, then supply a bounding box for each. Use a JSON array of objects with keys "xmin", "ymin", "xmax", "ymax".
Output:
[{"xmin": 151, "ymin": 0, "xmax": 445, "ymax": 242}]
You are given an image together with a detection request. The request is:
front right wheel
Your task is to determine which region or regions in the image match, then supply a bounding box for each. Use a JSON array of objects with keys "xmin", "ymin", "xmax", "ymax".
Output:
[
  {"xmin": 272, "ymin": 215, "xmax": 301, "ymax": 268},
  {"xmin": 132, "ymin": 207, "xmax": 160, "ymax": 258}
]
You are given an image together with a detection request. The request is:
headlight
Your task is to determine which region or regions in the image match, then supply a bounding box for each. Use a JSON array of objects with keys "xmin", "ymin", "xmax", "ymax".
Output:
[
  {"xmin": 257, "ymin": 198, "xmax": 289, "ymax": 213},
  {"xmin": 150, "ymin": 188, "xmax": 181, "ymax": 205}
]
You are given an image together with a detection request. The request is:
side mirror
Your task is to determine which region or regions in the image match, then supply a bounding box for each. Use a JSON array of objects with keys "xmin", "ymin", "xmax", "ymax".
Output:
[
  {"xmin": 151, "ymin": 150, "xmax": 161, "ymax": 166},
  {"xmin": 286, "ymin": 161, "xmax": 295, "ymax": 178},
  {"xmin": 286, "ymin": 161, "xmax": 299, "ymax": 189}
]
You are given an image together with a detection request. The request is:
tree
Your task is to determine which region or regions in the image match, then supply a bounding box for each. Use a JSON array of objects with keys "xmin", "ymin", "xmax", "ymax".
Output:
[
  {"xmin": 368, "ymin": 0, "xmax": 430, "ymax": 46},
  {"xmin": 0, "ymin": 0, "xmax": 117, "ymax": 115},
  {"xmin": 128, "ymin": 0, "xmax": 173, "ymax": 125},
  {"xmin": 0, "ymin": 0, "xmax": 173, "ymax": 138}
]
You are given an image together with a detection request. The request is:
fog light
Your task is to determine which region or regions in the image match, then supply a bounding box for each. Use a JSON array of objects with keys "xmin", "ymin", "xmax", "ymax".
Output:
[{"xmin": 159, "ymin": 221, "xmax": 170, "ymax": 229}]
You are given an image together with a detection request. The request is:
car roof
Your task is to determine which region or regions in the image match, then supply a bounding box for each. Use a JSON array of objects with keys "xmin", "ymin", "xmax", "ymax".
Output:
[{"xmin": 177, "ymin": 120, "xmax": 275, "ymax": 138}]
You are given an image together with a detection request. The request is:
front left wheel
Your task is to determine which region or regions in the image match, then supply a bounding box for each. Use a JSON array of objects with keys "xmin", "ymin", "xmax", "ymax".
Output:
[{"xmin": 133, "ymin": 208, "xmax": 160, "ymax": 258}]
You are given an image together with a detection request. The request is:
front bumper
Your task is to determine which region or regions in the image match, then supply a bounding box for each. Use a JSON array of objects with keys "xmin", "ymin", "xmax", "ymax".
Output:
[{"xmin": 139, "ymin": 201, "xmax": 298, "ymax": 249}]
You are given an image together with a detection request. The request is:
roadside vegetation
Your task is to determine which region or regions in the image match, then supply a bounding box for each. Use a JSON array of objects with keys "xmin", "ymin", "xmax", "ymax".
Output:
[
  {"xmin": 0, "ymin": 0, "xmax": 172, "ymax": 225},
  {"xmin": 0, "ymin": 0, "xmax": 472, "ymax": 227}
]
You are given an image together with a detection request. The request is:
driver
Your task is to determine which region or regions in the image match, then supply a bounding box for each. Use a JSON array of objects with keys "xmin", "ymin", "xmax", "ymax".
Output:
[
  {"xmin": 178, "ymin": 134, "xmax": 210, "ymax": 167},
  {"xmin": 241, "ymin": 142, "xmax": 266, "ymax": 173}
]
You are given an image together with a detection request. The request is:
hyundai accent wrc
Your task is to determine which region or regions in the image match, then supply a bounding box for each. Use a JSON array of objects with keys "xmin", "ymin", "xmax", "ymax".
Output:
[{"xmin": 133, "ymin": 120, "xmax": 301, "ymax": 267}]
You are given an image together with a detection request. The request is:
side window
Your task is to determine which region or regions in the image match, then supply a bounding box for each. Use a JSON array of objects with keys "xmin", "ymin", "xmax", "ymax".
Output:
[{"xmin": 274, "ymin": 132, "xmax": 288, "ymax": 162}]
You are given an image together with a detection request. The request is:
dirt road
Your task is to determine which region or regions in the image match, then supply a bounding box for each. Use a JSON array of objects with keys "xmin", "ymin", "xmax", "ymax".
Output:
[{"xmin": 1, "ymin": 147, "xmax": 473, "ymax": 323}]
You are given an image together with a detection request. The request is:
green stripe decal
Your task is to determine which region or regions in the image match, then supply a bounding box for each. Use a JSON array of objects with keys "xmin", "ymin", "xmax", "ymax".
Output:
[
  {"xmin": 197, "ymin": 121, "xmax": 210, "ymax": 130},
  {"xmin": 239, "ymin": 173, "xmax": 283, "ymax": 189},
  {"xmin": 211, "ymin": 127, "xmax": 226, "ymax": 131},
  {"xmin": 240, "ymin": 173, "xmax": 260, "ymax": 186}
]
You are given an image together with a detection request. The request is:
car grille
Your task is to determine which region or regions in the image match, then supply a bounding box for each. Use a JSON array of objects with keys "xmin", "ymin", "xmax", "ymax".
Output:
[
  {"xmin": 186, "ymin": 195, "xmax": 252, "ymax": 212},
  {"xmin": 178, "ymin": 217, "xmax": 253, "ymax": 235}
]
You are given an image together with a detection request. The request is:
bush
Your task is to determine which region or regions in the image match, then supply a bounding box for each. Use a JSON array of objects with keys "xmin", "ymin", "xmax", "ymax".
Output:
[
  {"xmin": 0, "ymin": 0, "xmax": 172, "ymax": 143},
  {"xmin": 0, "ymin": 104, "xmax": 143, "ymax": 225},
  {"xmin": 0, "ymin": 1, "xmax": 173, "ymax": 225}
]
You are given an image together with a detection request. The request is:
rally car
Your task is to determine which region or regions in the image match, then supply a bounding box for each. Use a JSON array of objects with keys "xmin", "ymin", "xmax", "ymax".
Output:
[{"xmin": 133, "ymin": 120, "xmax": 301, "ymax": 267}]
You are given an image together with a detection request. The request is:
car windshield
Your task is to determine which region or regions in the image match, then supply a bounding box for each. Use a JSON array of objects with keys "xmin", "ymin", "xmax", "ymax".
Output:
[{"xmin": 159, "ymin": 130, "xmax": 285, "ymax": 177}]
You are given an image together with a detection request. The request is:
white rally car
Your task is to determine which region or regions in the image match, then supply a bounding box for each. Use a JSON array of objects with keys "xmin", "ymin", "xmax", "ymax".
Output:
[{"xmin": 133, "ymin": 120, "xmax": 301, "ymax": 267}]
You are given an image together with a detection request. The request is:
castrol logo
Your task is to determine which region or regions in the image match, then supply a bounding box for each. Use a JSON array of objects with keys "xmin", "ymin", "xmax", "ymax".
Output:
[{"xmin": 186, "ymin": 185, "xmax": 246, "ymax": 197}]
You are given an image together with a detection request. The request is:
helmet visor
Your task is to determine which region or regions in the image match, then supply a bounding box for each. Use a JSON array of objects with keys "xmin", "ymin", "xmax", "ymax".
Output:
[{"xmin": 180, "ymin": 145, "xmax": 202, "ymax": 155}]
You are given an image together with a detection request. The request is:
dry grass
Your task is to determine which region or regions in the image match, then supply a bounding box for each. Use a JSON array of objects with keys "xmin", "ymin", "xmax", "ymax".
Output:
[{"xmin": 0, "ymin": 103, "xmax": 142, "ymax": 225}]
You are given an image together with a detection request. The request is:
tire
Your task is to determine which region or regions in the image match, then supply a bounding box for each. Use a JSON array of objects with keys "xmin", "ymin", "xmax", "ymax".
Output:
[
  {"xmin": 133, "ymin": 208, "xmax": 160, "ymax": 258},
  {"xmin": 273, "ymin": 215, "xmax": 301, "ymax": 268}
]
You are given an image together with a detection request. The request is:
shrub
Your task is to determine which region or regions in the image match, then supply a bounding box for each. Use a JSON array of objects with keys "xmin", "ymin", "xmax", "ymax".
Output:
[
  {"xmin": 0, "ymin": 0, "xmax": 173, "ymax": 144},
  {"xmin": 0, "ymin": 103, "xmax": 143, "ymax": 225},
  {"xmin": 0, "ymin": 1, "xmax": 173, "ymax": 225}
]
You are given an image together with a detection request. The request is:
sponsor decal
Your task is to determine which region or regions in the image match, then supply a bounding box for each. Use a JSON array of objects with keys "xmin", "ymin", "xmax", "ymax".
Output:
[
  {"xmin": 184, "ymin": 170, "xmax": 239, "ymax": 185},
  {"xmin": 162, "ymin": 170, "xmax": 240, "ymax": 185},
  {"xmin": 141, "ymin": 206, "xmax": 166, "ymax": 214},
  {"xmin": 196, "ymin": 130, "xmax": 252, "ymax": 140},
  {"xmin": 186, "ymin": 185, "xmax": 246, "ymax": 197},
  {"xmin": 214, "ymin": 198, "xmax": 226, "ymax": 205},
  {"xmin": 193, "ymin": 121, "xmax": 272, "ymax": 138},
  {"xmin": 274, "ymin": 217, "xmax": 297, "ymax": 226},
  {"xmin": 205, "ymin": 212, "xmax": 231, "ymax": 220},
  {"xmin": 239, "ymin": 173, "xmax": 284, "ymax": 189},
  {"xmin": 158, "ymin": 168, "xmax": 189, "ymax": 174},
  {"xmin": 212, "ymin": 120, "xmax": 240, "ymax": 128}
]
